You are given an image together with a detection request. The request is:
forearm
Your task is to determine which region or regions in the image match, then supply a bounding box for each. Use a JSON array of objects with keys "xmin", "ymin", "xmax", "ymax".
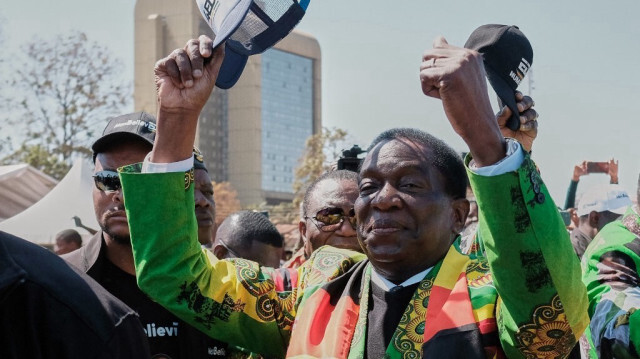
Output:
[
  {"xmin": 150, "ymin": 109, "xmax": 199, "ymax": 163},
  {"xmin": 468, "ymin": 155, "xmax": 589, "ymax": 358},
  {"xmin": 564, "ymin": 180, "xmax": 579, "ymax": 209},
  {"xmin": 120, "ymin": 167, "xmax": 291, "ymax": 357},
  {"xmin": 462, "ymin": 119, "xmax": 506, "ymax": 168}
]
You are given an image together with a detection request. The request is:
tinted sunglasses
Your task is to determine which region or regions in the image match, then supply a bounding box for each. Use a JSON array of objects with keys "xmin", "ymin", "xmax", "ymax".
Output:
[
  {"xmin": 93, "ymin": 170, "xmax": 121, "ymax": 192},
  {"xmin": 306, "ymin": 207, "xmax": 357, "ymax": 232}
]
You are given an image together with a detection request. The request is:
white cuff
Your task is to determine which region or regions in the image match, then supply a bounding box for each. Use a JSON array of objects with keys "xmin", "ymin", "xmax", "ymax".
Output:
[
  {"xmin": 141, "ymin": 153, "xmax": 194, "ymax": 173},
  {"xmin": 469, "ymin": 139, "xmax": 524, "ymax": 176}
]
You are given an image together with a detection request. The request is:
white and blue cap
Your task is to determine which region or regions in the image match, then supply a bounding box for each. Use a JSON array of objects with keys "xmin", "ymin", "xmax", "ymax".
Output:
[
  {"xmin": 196, "ymin": 0, "xmax": 310, "ymax": 89},
  {"xmin": 577, "ymin": 184, "xmax": 632, "ymax": 217}
]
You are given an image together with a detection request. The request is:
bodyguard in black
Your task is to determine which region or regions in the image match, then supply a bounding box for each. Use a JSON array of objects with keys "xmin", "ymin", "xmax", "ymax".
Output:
[
  {"xmin": 63, "ymin": 112, "xmax": 229, "ymax": 358},
  {"xmin": 0, "ymin": 230, "xmax": 150, "ymax": 359},
  {"xmin": 64, "ymin": 232, "xmax": 230, "ymax": 358}
]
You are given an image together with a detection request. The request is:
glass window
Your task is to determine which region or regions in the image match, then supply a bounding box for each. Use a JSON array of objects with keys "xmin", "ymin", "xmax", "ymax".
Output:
[{"xmin": 261, "ymin": 49, "xmax": 313, "ymax": 193}]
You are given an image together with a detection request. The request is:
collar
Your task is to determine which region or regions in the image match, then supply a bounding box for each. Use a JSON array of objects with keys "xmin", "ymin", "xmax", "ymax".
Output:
[{"xmin": 370, "ymin": 266, "xmax": 433, "ymax": 292}]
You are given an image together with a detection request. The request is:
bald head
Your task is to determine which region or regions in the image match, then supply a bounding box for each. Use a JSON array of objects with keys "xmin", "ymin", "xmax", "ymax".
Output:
[
  {"xmin": 54, "ymin": 229, "xmax": 82, "ymax": 255},
  {"xmin": 214, "ymin": 211, "xmax": 283, "ymax": 268}
]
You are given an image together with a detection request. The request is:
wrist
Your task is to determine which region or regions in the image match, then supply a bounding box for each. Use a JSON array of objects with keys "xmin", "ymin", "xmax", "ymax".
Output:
[
  {"xmin": 610, "ymin": 177, "xmax": 619, "ymax": 184},
  {"xmin": 158, "ymin": 104, "xmax": 202, "ymax": 119},
  {"xmin": 466, "ymin": 131, "xmax": 506, "ymax": 167},
  {"xmin": 152, "ymin": 109, "xmax": 199, "ymax": 163},
  {"xmin": 572, "ymin": 176, "xmax": 580, "ymax": 182}
]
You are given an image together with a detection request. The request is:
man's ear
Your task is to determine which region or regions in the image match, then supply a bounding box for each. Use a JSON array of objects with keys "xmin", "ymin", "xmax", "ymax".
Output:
[
  {"xmin": 298, "ymin": 219, "xmax": 308, "ymax": 242},
  {"xmin": 451, "ymin": 198, "xmax": 470, "ymax": 234},
  {"xmin": 299, "ymin": 219, "xmax": 313, "ymax": 258},
  {"xmin": 213, "ymin": 244, "xmax": 227, "ymax": 260},
  {"xmin": 588, "ymin": 211, "xmax": 600, "ymax": 228}
]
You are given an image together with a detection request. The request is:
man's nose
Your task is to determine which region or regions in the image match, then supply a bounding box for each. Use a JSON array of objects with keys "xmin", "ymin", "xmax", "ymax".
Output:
[
  {"xmin": 371, "ymin": 183, "xmax": 402, "ymax": 211},
  {"xmin": 195, "ymin": 191, "xmax": 209, "ymax": 208},
  {"xmin": 111, "ymin": 188, "xmax": 124, "ymax": 203}
]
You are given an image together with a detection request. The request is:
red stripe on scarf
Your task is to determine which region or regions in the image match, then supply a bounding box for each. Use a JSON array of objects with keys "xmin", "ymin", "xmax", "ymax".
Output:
[
  {"xmin": 477, "ymin": 317, "xmax": 497, "ymax": 334},
  {"xmin": 287, "ymin": 289, "xmax": 359, "ymax": 358},
  {"xmin": 424, "ymin": 272, "xmax": 476, "ymax": 342}
]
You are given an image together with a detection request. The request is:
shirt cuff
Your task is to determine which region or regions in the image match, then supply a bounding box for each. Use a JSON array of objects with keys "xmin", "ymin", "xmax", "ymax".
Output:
[
  {"xmin": 469, "ymin": 139, "xmax": 524, "ymax": 176},
  {"xmin": 141, "ymin": 153, "xmax": 194, "ymax": 173}
]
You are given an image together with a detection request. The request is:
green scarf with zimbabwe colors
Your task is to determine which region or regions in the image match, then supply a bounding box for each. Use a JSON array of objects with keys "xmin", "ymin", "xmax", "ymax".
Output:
[{"xmin": 287, "ymin": 240, "xmax": 500, "ymax": 358}]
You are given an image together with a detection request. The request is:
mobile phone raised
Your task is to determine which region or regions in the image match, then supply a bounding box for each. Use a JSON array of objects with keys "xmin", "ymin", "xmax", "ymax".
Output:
[{"xmin": 586, "ymin": 161, "xmax": 609, "ymax": 174}]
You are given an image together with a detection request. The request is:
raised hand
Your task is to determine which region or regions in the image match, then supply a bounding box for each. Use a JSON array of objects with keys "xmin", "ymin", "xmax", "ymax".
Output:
[
  {"xmin": 155, "ymin": 35, "xmax": 225, "ymax": 115},
  {"xmin": 151, "ymin": 35, "xmax": 225, "ymax": 164},
  {"xmin": 572, "ymin": 161, "xmax": 588, "ymax": 182},
  {"xmin": 420, "ymin": 36, "xmax": 505, "ymax": 167},
  {"xmin": 497, "ymin": 91, "xmax": 538, "ymax": 152}
]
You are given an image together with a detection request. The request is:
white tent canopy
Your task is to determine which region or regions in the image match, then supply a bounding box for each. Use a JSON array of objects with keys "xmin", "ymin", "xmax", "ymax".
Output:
[
  {"xmin": 0, "ymin": 159, "xmax": 99, "ymax": 245},
  {"xmin": 0, "ymin": 164, "xmax": 58, "ymax": 221}
]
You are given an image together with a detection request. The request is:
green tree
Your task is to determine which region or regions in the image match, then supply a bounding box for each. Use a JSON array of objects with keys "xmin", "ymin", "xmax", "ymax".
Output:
[
  {"xmin": 0, "ymin": 31, "xmax": 130, "ymax": 179},
  {"xmin": 292, "ymin": 127, "xmax": 351, "ymax": 207}
]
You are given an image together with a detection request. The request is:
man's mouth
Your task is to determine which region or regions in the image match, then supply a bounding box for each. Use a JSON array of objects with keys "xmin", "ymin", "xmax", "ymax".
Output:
[
  {"xmin": 369, "ymin": 219, "xmax": 404, "ymax": 235},
  {"xmin": 196, "ymin": 212, "xmax": 213, "ymax": 224},
  {"xmin": 105, "ymin": 210, "xmax": 127, "ymax": 220}
]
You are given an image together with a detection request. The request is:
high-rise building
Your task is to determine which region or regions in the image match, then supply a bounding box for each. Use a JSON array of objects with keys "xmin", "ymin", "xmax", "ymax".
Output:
[{"xmin": 134, "ymin": 0, "xmax": 321, "ymax": 206}]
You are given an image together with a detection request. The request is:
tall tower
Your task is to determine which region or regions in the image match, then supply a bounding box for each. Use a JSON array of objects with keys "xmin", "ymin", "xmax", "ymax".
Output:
[{"xmin": 134, "ymin": 0, "xmax": 321, "ymax": 206}]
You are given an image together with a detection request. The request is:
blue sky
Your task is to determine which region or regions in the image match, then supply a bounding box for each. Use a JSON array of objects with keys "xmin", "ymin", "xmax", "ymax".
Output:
[{"xmin": 2, "ymin": 0, "xmax": 639, "ymax": 203}]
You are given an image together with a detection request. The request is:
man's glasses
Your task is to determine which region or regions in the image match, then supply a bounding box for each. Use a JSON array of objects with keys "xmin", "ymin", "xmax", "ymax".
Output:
[
  {"xmin": 305, "ymin": 207, "xmax": 357, "ymax": 232},
  {"xmin": 93, "ymin": 170, "xmax": 121, "ymax": 192}
]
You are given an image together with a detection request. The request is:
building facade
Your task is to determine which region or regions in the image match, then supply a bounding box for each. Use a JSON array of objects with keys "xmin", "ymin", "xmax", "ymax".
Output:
[{"xmin": 134, "ymin": 0, "xmax": 321, "ymax": 205}]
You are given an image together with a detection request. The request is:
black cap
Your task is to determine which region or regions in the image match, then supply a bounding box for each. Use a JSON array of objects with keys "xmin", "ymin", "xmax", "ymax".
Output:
[
  {"xmin": 464, "ymin": 24, "xmax": 533, "ymax": 131},
  {"xmin": 193, "ymin": 146, "xmax": 208, "ymax": 172},
  {"xmin": 91, "ymin": 112, "xmax": 156, "ymax": 162}
]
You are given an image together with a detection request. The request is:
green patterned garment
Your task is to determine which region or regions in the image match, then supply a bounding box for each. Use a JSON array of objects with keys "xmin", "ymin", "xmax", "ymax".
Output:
[{"xmin": 582, "ymin": 205, "xmax": 640, "ymax": 358}]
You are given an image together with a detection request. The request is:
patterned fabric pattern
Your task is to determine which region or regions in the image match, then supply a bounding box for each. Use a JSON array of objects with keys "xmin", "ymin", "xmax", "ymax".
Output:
[
  {"xmin": 388, "ymin": 274, "xmax": 435, "ymax": 358},
  {"xmin": 514, "ymin": 294, "xmax": 575, "ymax": 359},
  {"xmin": 184, "ymin": 168, "xmax": 194, "ymax": 190},
  {"xmin": 282, "ymin": 248, "xmax": 306, "ymax": 269},
  {"xmin": 469, "ymin": 153, "xmax": 588, "ymax": 359}
]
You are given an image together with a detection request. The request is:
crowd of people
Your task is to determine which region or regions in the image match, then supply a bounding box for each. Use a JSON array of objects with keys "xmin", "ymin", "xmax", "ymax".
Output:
[{"xmin": 1, "ymin": 29, "xmax": 639, "ymax": 359}]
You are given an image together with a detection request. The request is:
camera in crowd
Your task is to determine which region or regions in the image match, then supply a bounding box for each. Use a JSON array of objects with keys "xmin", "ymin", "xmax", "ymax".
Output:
[{"xmin": 337, "ymin": 145, "xmax": 366, "ymax": 172}]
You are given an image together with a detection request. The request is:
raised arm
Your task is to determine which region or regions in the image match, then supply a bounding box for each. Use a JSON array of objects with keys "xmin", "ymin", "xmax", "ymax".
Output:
[
  {"xmin": 120, "ymin": 36, "xmax": 363, "ymax": 357},
  {"xmin": 565, "ymin": 161, "xmax": 588, "ymax": 209},
  {"xmin": 120, "ymin": 36, "xmax": 290, "ymax": 357},
  {"xmin": 420, "ymin": 36, "xmax": 589, "ymax": 358}
]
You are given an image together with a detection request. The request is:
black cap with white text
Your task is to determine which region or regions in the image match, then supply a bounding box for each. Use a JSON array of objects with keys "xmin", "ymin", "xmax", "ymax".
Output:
[
  {"xmin": 465, "ymin": 24, "xmax": 533, "ymax": 131},
  {"xmin": 91, "ymin": 112, "xmax": 156, "ymax": 162}
]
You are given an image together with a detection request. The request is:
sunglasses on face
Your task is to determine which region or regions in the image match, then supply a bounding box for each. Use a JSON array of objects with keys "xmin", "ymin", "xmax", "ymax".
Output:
[
  {"xmin": 306, "ymin": 207, "xmax": 357, "ymax": 232},
  {"xmin": 93, "ymin": 170, "xmax": 121, "ymax": 192}
]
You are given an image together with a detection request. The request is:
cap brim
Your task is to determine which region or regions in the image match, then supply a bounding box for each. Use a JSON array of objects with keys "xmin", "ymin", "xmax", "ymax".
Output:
[
  {"xmin": 485, "ymin": 66, "xmax": 520, "ymax": 132},
  {"xmin": 215, "ymin": 46, "xmax": 248, "ymax": 89},
  {"xmin": 610, "ymin": 204, "xmax": 630, "ymax": 215},
  {"xmin": 198, "ymin": 0, "xmax": 253, "ymax": 49},
  {"xmin": 91, "ymin": 133, "xmax": 154, "ymax": 160}
]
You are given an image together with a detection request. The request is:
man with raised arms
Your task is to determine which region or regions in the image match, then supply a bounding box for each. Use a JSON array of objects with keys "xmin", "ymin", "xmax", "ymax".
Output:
[{"xmin": 120, "ymin": 35, "xmax": 588, "ymax": 358}]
